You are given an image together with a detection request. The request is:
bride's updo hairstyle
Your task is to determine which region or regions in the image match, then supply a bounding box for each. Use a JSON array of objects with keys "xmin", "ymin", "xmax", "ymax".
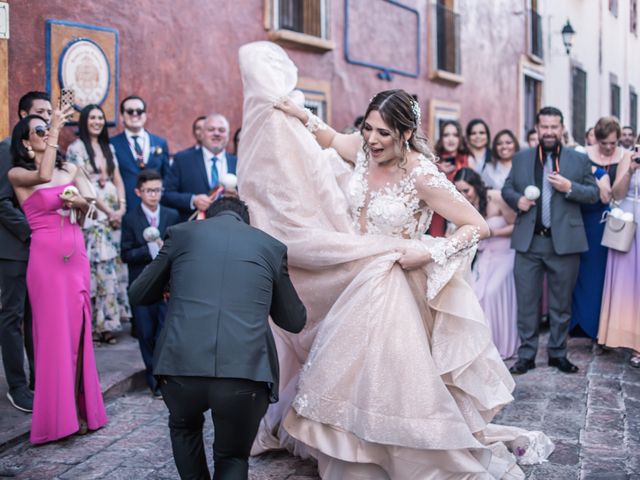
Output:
[{"xmin": 361, "ymin": 89, "xmax": 434, "ymax": 166}]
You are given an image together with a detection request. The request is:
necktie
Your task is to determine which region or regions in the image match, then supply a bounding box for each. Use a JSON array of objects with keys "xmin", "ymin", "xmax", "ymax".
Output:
[
  {"xmin": 150, "ymin": 216, "xmax": 157, "ymax": 228},
  {"xmin": 210, "ymin": 156, "xmax": 219, "ymax": 188},
  {"xmin": 541, "ymin": 153, "xmax": 553, "ymax": 228},
  {"xmin": 132, "ymin": 136, "xmax": 144, "ymax": 168}
]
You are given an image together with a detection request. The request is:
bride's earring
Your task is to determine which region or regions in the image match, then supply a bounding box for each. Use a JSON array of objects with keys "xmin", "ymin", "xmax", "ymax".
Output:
[
  {"xmin": 405, "ymin": 139, "xmax": 410, "ymax": 152},
  {"xmin": 27, "ymin": 146, "xmax": 35, "ymax": 159}
]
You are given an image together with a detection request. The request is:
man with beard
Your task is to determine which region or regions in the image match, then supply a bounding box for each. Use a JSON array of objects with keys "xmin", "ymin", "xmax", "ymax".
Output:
[
  {"xmin": 620, "ymin": 126, "xmax": 636, "ymax": 150},
  {"xmin": 502, "ymin": 106, "xmax": 598, "ymax": 375}
]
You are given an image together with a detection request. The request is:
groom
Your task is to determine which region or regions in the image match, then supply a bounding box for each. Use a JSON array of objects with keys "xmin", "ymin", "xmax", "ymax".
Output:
[{"xmin": 128, "ymin": 196, "xmax": 306, "ymax": 480}]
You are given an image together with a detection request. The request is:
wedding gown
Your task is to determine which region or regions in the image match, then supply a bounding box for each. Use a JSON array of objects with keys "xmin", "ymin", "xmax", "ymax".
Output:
[{"xmin": 237, "ymin": 41, "xmax": 552, "ymax": 479}]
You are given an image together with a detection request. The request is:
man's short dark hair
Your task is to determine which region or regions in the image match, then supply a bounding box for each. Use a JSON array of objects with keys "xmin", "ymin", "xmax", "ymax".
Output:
[
  {"xmin": 192, "ymin": 115, "xmax": 207, "ymax": 134},
  {"xmin": 205, "ymin": 196, "xmax": 250, "ymax": 224},
  {"xmin": 120, "ymin": 95, "xmax": 147, "ymax": 113},
  {"xmin": 536, "ymin": 106, "xmax": 564, "ymax": 125},
  {"xmin": 622, "ymin": 125, "xmax": 635, "ymax": 133},
  {"xmin": 18, "ymin": 91, "xmax": 50, "ymax": 118},
  {"xmin": 526, "ymin": 128, "xmax": 537, "ymax": 139},
  {"xmin": 136, "ymin": 169, "xmax": 162, "ymax": 189}
]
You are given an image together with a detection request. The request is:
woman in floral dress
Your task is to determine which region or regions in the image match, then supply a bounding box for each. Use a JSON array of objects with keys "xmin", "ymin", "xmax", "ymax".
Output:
[{"xmin": 66, "ymin": 104, "xmax": 131, "ymax": 344}]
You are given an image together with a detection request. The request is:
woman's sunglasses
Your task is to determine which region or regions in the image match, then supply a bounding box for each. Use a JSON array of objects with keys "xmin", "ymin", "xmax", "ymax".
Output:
[{"xmin": 30, "ymin": 125, "xmax": 49, "ymax": 138}]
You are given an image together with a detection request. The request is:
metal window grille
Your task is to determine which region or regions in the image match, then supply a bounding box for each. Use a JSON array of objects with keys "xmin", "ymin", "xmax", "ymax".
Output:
[
  {"xmin": 524, "ymin": 76, "xmax": 542, "ymax": 138},
  {"xmin": 572, "ymin": 67, "xmax": 587, "ymax": 145},
  {"xmin": 434, "ymin": 2, "xmax": 460, "ymax": 74},
  {"xmin": 631, "ymin": 0, "xmax": 638, "ymax": 35},
  {"xmin": 276, "ymin": 0, "xmax": 325, "ymax": 38},
  {"xmin": 611, "ymin": 83, "xmax": 621, "ymax": 119},
  {"xmin": 529, "ymin": 9, "xmax": 543, "ymax": 58}
]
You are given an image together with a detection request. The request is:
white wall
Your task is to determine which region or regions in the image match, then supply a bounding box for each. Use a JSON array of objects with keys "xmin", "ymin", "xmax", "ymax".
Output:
[{"xmin": 542, "ymin": 0, "xmax": 640, "ymax": 141}]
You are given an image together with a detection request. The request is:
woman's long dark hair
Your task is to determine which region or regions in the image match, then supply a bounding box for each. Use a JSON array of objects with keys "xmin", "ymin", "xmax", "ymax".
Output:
[
  {"xmin": 360, "ymin": 89, "xmax": 434, "ymax": 166},
  {"xmin": 434, "ymin": 120, "xmax": 469, "ymax": 157},
  {"xmin": 490, "ymin": 129, "xmax": 520, "ymax": 164},
  {"xmin": 78, "ymin": 104, "xmax": 115, "ymax": 176},
  {"xmin": 10, "ymin": 115, "xmax": 65, "ymax": 171},
  {"xmin": 453, "ymin": 167, "xmax": 488, "ymax": 217}
]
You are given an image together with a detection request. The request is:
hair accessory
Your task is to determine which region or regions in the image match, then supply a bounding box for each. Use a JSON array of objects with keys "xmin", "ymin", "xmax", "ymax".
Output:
[
  {"xmin": 27, "ymin": 146, "xmax": 35, "ymax": 159},
  {"xmin": 411, "ymin": 100, "xmax": 421, "ymax": 126}
]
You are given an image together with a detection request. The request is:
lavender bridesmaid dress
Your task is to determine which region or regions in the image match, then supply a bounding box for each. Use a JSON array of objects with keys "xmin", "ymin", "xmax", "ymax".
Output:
[
  {"xmin": 22, "ymin": 183, "xmax": 107, "ymax": 444},
  {"xmin": 473, "ymin": 216, "xmax": 519, "ymax": 359}
]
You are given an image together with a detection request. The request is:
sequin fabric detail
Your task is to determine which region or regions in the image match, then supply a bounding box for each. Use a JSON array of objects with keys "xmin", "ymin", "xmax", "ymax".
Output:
[{"xmin": 346, "ymin": 151, "xmax": 447, "ymax": 239}]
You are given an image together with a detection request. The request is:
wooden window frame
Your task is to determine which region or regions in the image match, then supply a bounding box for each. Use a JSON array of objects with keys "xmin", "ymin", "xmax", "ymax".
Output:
[
  {"xmin": 429, "ymin": 0, "xmax": 463, "ymax": 84},
  {"xmin": 297, "ymin": 77, "xmax": 332, "ymax": 126}
]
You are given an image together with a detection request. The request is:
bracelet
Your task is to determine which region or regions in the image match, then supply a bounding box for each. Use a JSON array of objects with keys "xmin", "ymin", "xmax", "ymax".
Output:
[
  {"xmin": 304, "ymin": 108, "xmax": 327, "ymax": 134},
  {"xmin": 45, "ymin": 142, "xmax": 59, "ymax": 149}
]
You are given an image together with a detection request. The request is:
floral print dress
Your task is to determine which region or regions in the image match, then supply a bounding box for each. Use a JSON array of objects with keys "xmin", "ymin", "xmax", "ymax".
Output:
[{"xmin": 66, "ymin": 139, "xmax": 131, "ymax": 333}]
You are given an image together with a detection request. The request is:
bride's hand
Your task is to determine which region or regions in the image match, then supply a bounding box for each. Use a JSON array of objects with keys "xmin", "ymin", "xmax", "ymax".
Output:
[
  {"xmin": 395, "ymin": 248, "xmax": 432, "ymax": 271},
  {"xmin": 273, "ymin": 97, "xmax": 307, "ymax": 123}
]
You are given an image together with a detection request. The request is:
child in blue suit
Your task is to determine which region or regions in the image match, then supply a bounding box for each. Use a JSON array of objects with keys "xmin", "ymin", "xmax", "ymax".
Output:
[{"xmin": 121, "ymin": 169, "xmax": 180, "ymax": 397}]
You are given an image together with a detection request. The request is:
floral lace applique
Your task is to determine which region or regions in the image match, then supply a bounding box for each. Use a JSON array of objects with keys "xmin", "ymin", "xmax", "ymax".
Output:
[{"xmin": 346, "ymin": 150, "xmax": 438, "ymax": 239}]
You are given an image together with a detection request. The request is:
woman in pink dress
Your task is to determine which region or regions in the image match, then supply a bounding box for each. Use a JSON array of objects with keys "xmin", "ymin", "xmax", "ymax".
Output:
[
  {"xmin": 8, "ymin": 109, "xmax": 108, "ymax": 444},
  {"xmin": 454, "ymin": 168, "xmax": 519, "ymax": 358}
]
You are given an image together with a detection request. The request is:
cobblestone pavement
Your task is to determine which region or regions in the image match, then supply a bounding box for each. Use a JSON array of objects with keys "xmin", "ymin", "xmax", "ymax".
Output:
[{"xmin": 0, "ymin": 334, "xmax": 639, "ymax": 479}]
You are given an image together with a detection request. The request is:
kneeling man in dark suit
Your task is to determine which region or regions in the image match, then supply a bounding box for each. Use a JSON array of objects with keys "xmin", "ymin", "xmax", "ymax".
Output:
[{"xmin": 128, "ymin": 196, "xmax": 306, "ymax": 480}]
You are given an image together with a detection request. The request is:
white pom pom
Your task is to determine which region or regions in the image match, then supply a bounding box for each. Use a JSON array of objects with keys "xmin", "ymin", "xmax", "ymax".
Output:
[
  {"xmin": 621, "ymin": 212, "xmax": 635, "ymax": 222},
  {"xmin": 524, "ymin": 185, "xmax": 540, "ymax": 201},
  {"xmin": 61, "ymin": 185, "xmax": 80, "ymax": 200},
  {"xmin": 143, "ymin": 226, "xmax": 160, "ymax": 242},
  {"xmin": 610, "ymin": 207, "xmax": 625, "ymax": 219},
  {"xmin": 220, "ymin": 173, "xmax": 238, "ymax": 190}
]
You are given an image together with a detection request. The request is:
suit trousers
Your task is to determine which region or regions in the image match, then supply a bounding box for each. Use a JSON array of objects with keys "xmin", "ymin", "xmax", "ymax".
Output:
[
  {"xmin": 132, "ymin": 302, "xmax": 166, "ymax": 391},
  {"xmin": 514, "ymin": 235, "xmax": 580, "ymax": 360},
  {"xmin": 159, "ymin": 376, "xmax": 270, "ymax": 480},
  {"xmin": 0, "ymin": 259, "xmax": 34, "ymax": 392}
]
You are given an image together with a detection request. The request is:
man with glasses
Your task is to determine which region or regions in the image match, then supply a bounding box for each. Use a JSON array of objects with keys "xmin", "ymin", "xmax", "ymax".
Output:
[
  {"xmin": 121, "ymin": 169, "xmax": 179, "ymax": 398},
  {"xmin": 111, "ymin": 96, "xmax": 171, "ymax": 210},
  {"xmin": 164, "ymin": 113, "xmax": 237, "ymax": 221},
  {"xmin": 0, "ymin": 92, "xmax": 49, "ymax": 412}
]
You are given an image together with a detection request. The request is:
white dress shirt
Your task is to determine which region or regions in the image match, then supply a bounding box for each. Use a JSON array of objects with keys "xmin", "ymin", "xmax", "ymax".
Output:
[
  {"xmin": 201, "ymin": 146, "xmax": 229, "ymax": 186},
  {"xmin": 140, "ymin": 203, "xmax": 161, "ymax": 259}
]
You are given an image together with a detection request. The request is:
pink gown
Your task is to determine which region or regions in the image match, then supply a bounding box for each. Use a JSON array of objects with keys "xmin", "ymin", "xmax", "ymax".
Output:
[
  {"xmin": 22, "ymin": 183, "xmax": 107, "ymax": 444},
  {"xmin": 473, "ymin": 216, "xmax": 519, "ymax": 359}
]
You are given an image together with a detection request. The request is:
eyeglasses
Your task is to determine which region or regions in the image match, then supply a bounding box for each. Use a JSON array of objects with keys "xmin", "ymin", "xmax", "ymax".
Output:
[
  {"xmin": 30, "ymin": 125, "xmax": 49, "ymax": 138},
  {"xmin": 125, "ymin": 108, "xmax": 145, "ymax": 116},
  {"xmin": 140, "ymin": 188, "xmax": 163, "ymax": 195}
]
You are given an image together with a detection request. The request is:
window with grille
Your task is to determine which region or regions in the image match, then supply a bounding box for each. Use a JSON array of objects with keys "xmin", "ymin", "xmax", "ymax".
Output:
[
  {"xmin": 274, "ymin": 0, "xmax": 327, "ymax": 39},
  {"xmin": 433, "ymin": 0, "xmax": 460, "ymax": 74},
  {"xmin": 610, "ymin": 0, "xmax": 619, "ymax": 17},
  {"xmin": 524, "ymin": 75, "xmax": 542, "ymax": 139},
  {"xmin": 611, "ymin": 82, "xmax": 621, "ymax": 119},
  {"xmin": 529, "ymin": 0, "xmax": 543, "ymax": 58},
  {"xmin": 572, "ymin": 67, "xmax": 587, "ymax": 145},
  {"xmin": 631, "ymin": 89, "xmax": 638, "ymax": 134},
  {"xmin": 631, "ymin": 0, "xmax": 638, "ymax": 35}
]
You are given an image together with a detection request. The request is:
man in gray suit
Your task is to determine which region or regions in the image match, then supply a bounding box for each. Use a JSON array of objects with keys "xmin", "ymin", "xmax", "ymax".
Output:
[
  {"xmin": 128, "ymin": 196, "xmax": 306, "ymax": 480},
  {"xmin": 502, "ymin": 106, "xmax": 598, "ymax": 375},
  {"xmin": 0, "ymin": 91, "xmax": 52, "ymax": 413}
]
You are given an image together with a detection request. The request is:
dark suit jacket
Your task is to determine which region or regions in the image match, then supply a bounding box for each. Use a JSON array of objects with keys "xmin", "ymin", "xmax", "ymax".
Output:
[
  {"xmin": 0, "ymin": 138, "xmax": 31, "ymax": 261},
  {"xmin": 110, "ymin": 131, "xmax": 170, "ymax": 209},
  {"xmin": 121, "ymin": 204, "xmax": 180, "ymax": 284},
  {"xmin": 163, "ymin": 148, "xmax": 238, "ymax": 221},
  {"xmin": 128, "ymin": 212, "xmax": 306, "ymax": 402},
  {"xmin": 502, "ymin": 147, "xmax": 599, "ymax": 255}
]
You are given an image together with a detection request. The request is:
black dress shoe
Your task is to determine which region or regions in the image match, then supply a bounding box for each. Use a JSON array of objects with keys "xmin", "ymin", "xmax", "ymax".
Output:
[
  {"xmin": 509, "ymin": 359, "xmax": 535, "ymax": 375},
  {"xmin": 548, "ymin": 357, "xmax": 579, "ymax": 373}
]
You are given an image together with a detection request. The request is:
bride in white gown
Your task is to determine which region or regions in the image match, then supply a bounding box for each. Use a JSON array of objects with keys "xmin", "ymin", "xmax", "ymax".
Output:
[{"xmin": 237, "ymin": 41, "xmax": 553, "ymax": 479}]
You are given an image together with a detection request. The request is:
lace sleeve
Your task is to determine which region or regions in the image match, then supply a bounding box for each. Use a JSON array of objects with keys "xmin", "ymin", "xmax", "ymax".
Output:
[{"xmin": 429, "ymin": 225, "xmax": 481, "ymax": 267}]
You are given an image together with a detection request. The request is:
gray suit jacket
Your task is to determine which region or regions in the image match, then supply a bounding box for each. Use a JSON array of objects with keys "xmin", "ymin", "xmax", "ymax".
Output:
[
  {"xmin": 502, "ymin": 147, "xmax": 598, "ymax": 255},
  {"xmin": 128, "ymin": 211, "xmax": 307, "ymax": 402},
  {"xmin": 0, "ymin": 138, "xmax": 31, "ymax": 261}
]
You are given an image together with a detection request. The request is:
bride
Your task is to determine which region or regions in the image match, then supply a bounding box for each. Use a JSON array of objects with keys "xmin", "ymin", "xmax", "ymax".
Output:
[{"xmin": 237, "ymin": 41, "xmax": 552, "ymax": 479}]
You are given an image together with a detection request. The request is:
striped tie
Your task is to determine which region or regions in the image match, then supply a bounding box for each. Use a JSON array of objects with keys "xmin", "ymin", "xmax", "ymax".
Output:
[{"xmin": 541, "ymin": 153, "xmax": 553, "ymax": 228}]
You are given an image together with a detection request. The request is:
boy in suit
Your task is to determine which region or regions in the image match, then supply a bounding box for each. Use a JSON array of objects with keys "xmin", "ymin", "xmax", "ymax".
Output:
[{"xmin": 121, "ymin": 169, "xmax": 180, "ymax": 397}]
